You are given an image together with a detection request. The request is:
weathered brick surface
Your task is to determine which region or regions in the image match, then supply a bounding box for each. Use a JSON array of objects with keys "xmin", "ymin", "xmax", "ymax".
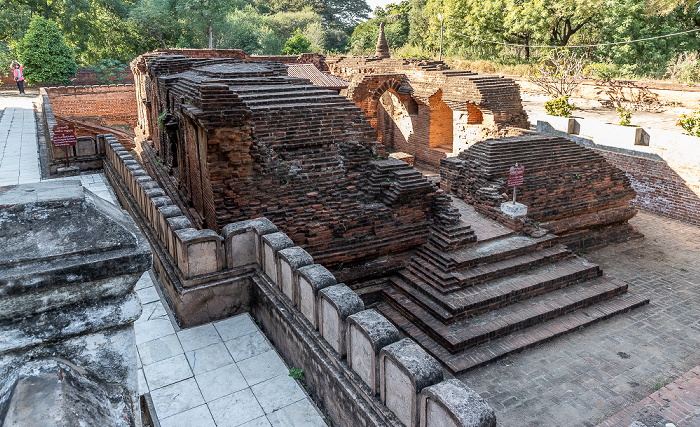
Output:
[
  {"xmin": 595, "ymin": 148, "xmax": 700, "ymax": 226},
  {"xmin": 130, "ymin": 52, "xmax": 443, "ymax": 281},
  {"xmin": 327, "ymin": 56, "xmax": 530, "ymax": 167},
  {"xmin": 44, "ymin": 85, "xmax": 138, "ymax": 149},
  {"xmin": 441, "ymin": 133, "xmax": 641, "ymax": 250}
]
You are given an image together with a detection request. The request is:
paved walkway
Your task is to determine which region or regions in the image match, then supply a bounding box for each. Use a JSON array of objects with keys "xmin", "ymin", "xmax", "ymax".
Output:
[
  {"xmin": 0, "ymin": 93, "xmax": 327, "ymax": 427},
  {"xmin": 459, "ymin": 210, "xmax": 700, "ymax": 426},
  {"xmin": 0, "ymin": 96, "xmax": 40, "ymax": 185}
]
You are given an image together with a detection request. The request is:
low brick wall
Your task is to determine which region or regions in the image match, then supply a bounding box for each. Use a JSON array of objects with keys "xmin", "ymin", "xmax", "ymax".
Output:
[
  {"xmin": 596, "ymin": 149, "xmax": 700, "ymax": 226},
  {"xmin": 538, "ymin": 118, "xmax": 700, "ymax": 226},
  {"xmin": 44, "ymin": 85, "xmax": 138, "ymax": 128}
]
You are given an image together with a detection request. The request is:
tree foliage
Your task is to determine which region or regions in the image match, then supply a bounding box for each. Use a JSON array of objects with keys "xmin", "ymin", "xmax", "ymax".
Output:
[
  {"xmin": 282, "ymin": 28, "xmax": 312, "ymax": 54},
  {"xmin": 17, "ymin": 16, "xmax": 77, "ymax": 84}
]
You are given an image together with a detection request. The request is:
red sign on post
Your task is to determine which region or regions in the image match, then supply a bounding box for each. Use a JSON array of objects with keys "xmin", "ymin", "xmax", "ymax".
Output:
[
  {"xmin": 52, "ymin": 124, "xmax": 78, "ymax": 147},
  {"xmin": 507, "ymin": 164, "xmax": 525, "ymax": 188}
]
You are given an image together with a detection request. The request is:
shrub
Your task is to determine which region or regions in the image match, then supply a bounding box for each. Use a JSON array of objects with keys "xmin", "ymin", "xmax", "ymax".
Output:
[
  {"xmin": 17, "ymin": 17, "xmax": 77, "ymax": 85},
  {"xmin": 677, "ymin": 109, "xmax": 700, "ymax": 136},
  {"xmin": 92, "ymin": 59, "xmax": 128, "ymax": 85},
  {"xmin": 617, "ymin": 107, "xmax": 632, "ymax": 126},
  {"xmin": 281, "ymin": 29, "xmax": 311, "ymax": 55},
  {"xmin": 544, "ymin": 96, "xmax": 574, "ymax": 117},
  {"xmin": 665, "ymin": 53, "xmax": 700, "ymax": 85}
]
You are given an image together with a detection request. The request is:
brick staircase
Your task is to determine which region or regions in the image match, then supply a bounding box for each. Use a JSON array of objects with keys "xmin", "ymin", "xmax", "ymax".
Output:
[{"xmin": 377, "ymin": 200, "xmax": 648, "ymax": 374}]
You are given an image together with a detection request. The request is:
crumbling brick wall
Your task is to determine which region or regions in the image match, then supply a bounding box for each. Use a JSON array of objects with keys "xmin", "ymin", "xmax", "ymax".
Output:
[
  {"xmin": 44, "ymin": 85, "xmax": 137, "ymax": 149},
  {"xmin": 132, "ymin": 53, "xmax": 439, "ymax": 281},
  {"xmin": 441, "ymin": 133, "xmax": 640, "ymax": 250},
  {"xmin": 595, "ymin": 149, "xmax": 700, "ymax": 226},
  {"xmin": 327, "ymin": 56, "xmax": 529, "ymax": 167}
]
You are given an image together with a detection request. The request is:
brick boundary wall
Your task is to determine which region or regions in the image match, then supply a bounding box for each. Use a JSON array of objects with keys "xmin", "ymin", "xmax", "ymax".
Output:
[
  {"xmin": 594, "ymin": 148, "xmax": 700, "ymax": 226},
  {"xmin": 44, "ymin": 85, "xmax": 138, "ymax": 126},
  {"xmin": 1, "ymin": 67, "xmax": 134, "ymax": 88}
]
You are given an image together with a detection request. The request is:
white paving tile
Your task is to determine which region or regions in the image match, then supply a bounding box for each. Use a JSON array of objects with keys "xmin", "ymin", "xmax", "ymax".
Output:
[
  {"xmin": 185, "ymin": 342, "xmax": 234, "ymax": 375},
  {"xmin": 237, "ymin": 350, "xmax": 289, "ymax": 386},
  {"xmin": 137, "ymin": 333, "xmax": 184, "ymax": 365},
  {"xmin": 136, "ymin": 285, "xmax": 161, "ymax": 304},
  {"xmin": 159, "ymin": 404, "xmax": 216, "ymax": 427},
  {"xmin": 266, "ymin": 399, "xmax": 327, "ymax": 427},
  {"xmin": 142, "ymin": 353, "xmax": 192, "ymax": 390},
  {"xmin": 251, "ymin": 374, "xmax": 306, "ymax": 414},
  {"xmin": 150, "ymin": 378, "xmax": 205, "ymax": 420},
  {"xmin": 137, "ymin": 301, "xmax": 169, "ymax": 324},
  {"xmin": 135, "ymin": 316, "xmax": 176, "ymax": 345},
  {"xmin": 177, "ymin": 323, "xmax": 222, "ymax": 352},
  {"xmin": 214, "ymin": 313, "xmax": 259, "ymax": 341},
  {"xmin": 238, "ymin": 417, "xmax": 272, "ymax": 427},
  {"xmin": 224, "ymin": 330, "xmax": 272, "ymax": 362},
  {"xmin": 208, "ymin": 388, "xmax": 265, "ymax": 427},
  {"xmin": 138, "ymin": 368, "xmax": 148, "ymax": 395},
  {"xmin": 195, "ymin": 363, "xmax": 248, "ymax": 402}
]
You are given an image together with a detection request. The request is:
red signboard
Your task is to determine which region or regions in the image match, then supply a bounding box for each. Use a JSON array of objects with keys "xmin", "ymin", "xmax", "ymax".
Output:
[
  {"xmin": 507, "ymin": 165, "xmax": 525, "ymax": 187},
  {"xmin": 52, "ymin": 124, "xmax": 77, "ymax": 147}
]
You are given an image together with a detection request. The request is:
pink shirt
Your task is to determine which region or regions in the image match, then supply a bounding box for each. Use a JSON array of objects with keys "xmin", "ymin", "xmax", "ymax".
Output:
[{"xmin": 14, "ymin": 65, "xmax": 23, "ymax": 81}]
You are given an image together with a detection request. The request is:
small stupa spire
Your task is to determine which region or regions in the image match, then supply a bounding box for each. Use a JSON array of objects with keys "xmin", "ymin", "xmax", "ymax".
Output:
[{"xmin": 375, "ymin": 23, "xmax": 390, "ymax": 59}]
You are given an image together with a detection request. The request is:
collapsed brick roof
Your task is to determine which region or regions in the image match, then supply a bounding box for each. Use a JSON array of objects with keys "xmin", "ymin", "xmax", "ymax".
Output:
[{"xmin": 133, "ymin": 54, "xmax": 442, "ymax": 281}]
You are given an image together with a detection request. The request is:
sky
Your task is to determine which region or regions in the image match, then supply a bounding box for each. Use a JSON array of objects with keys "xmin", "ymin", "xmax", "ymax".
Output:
[{"xmin": 367, "ymin": 0, "xmax": 399, "ymax": 14}]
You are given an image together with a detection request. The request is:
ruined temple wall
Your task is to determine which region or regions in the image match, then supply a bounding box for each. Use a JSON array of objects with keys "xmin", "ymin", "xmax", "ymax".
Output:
[
  {"xmin": 128, "ymin": 54, "xmax": 439, "ymax": 282},
  {"xmin": 595, "ymin": 149, "xmax": 700, "ymax": 226},
  {"xmin": 441, "ymin": 134, "xmax": 639, "ymax": 247},
  {"xmin": 44, "ymin": 85, "xmax": 138, "ymax": 127}
]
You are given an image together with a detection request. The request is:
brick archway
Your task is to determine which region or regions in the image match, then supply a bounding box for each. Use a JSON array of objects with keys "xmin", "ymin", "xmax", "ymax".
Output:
[{"xmin": 344, "ymin": 74, "xmax": 407, "ymax": 133}]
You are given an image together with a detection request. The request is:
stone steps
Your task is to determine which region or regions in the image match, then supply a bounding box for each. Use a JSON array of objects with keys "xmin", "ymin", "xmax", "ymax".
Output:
[
  {"xmin": 384, "ymin": 274, "xmax": 626, "ymax": 353},
  {"xmin": 406, "ymin": 244, "xmax": 571, "ymax": 293},
  {"xmin": 395, "ymin": 256, "xmax": 601, "ymax": 321},
  {"xmin": 377, "ymin": 291, "xmax": 649, "ymax": 374},
  {"xmin": 448, "ymin": 234, "xmax": 558, "ymax": 270}
]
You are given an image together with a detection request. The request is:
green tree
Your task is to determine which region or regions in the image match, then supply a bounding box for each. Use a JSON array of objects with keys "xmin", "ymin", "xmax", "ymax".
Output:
[
  {"xmin": 314, "ymin": 0, "xmax": 371, "ymax": 30},
  {"xmin": 281, "ymin": 28, "xmax": 312, "ymax": 54},
  {"xmin": 17, "ymin": 16, "xmax": 77, "ymax": 84}
]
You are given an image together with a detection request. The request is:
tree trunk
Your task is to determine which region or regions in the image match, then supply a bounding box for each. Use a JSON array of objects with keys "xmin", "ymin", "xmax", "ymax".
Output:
[{"xmin": 208, "ymin": 22, "xmax": 213, "ymax": 49}]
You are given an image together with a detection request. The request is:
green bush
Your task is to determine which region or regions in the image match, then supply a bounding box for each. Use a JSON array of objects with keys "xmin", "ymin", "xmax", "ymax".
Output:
[
  {"xmin": 17, "ymin": 16, "xmax": 77, "ymax": 84},
  {"xmin": 543, "ymin": 96, "xmax": 574, "ymax": 118},
  {"xmin": 281, "ymin": 29, "xmax": 311, "ymax": 55},
  {"xmin": 677, "ymin": 109, "xmax": 700, "ymax": 136},
  {"xmin": 92, "ymin": 59, "xmax": 128, "ymax": 85},
  {"xmin": 617, "ymin": 107, "xmax": 632, "ymax": 126}
]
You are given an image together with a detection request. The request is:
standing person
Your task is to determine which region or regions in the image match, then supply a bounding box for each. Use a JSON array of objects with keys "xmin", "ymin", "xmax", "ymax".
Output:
[{"xmin": 11, "ymin": 61, "xmax": 25, "ymax": 94}]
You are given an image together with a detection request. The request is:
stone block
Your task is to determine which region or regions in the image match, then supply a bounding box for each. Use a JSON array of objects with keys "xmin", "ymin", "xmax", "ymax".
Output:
[
  {"xmin": 261, "ymin": 232, "xmax": 293, "ymax": 286},
  {"xmin": 166, "ymin": 216, "xmax": 193, "ymax": 259},
  {"xmin": 75, "ymin": 136, "xmax": 97, "ymax": 157},
  {"xmin": 157, "ymin": 205, "xmax": 183, "ymax": 245},
  {"xmin": 537, "ymin": 115, "xmax": 575, "ymax": 134},
  {"xmin": 221, "ymin": 218, "xmax": 278, "ymax": 269},
  {"xmin": 317, "ymin": 284, "xmax": 364, "ymax": 357},
  {"xmin": 0, "ymin": 181, "xmax": 151, "ymax": 426},
  {"xmin": 174, "ymin": 228, "xmax": 222, "ymax": 279},
  {"xmin": 346, "ymin": 310, "xmax": 400, "ymax": 395},
  {"xmin": 295, "ymin": 264, "xmax": 336, "ymax": 328},
  {"xmin": 277, "ymin": 247, "xmax": 313, "ymax": 302},
  {"xmin": 380, "ymin": 338, "xmax": 444, "ymax": 427},
  {"xmin": 500, "ymin": 201, "xmax": 528, "ymax": 218},
  {"xmin": 420, "ymin": 379, "xmax": 496, "ymax": 427},
  {"xmin": 148, "ymin": 195, "xmax": 172, "ymax": 227}
]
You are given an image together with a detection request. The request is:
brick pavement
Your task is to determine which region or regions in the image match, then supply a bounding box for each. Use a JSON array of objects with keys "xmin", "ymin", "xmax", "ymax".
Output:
[
  {"xmin": 597, "ymin": 365, "xmax": 700, "ymax": 426},
  {"xmin": 458, "ymin": 210, "xmax": 700, "ymax": 427}
]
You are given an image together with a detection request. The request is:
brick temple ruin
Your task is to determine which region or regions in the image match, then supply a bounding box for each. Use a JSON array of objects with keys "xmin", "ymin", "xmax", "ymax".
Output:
[
  {"xmin": 120, "ymin": 45, "xmax": 646, "ymax": 379},
  {"xmin": 19, "ymin": 38, "xmax": 657, "ymax": 425},
  {"xmin": 326, "ymin": 26, "xmax": 529, "ymax": 168}
]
